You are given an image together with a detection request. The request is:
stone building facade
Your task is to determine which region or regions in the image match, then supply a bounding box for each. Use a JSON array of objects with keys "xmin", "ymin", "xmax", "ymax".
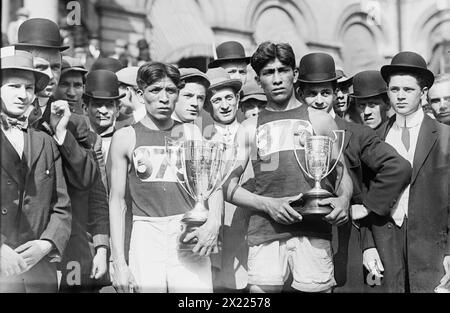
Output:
[{"xmin": 3, "ymin": 0, "xmax": 450, "ymax": 74}]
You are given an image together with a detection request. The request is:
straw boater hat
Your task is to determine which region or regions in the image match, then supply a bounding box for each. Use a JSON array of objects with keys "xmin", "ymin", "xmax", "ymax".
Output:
[
  {"xmin": 380, "ymin": 51, "xmax": 434, "ymax": 88},
  {"xmin": 15, "ymin": 18, "xmax": 69, "ymax": 51},
  {"xmin": 298, "ymin": 52, "xmax": 341, "ymax": 83},
  {"xmin": 208, "ymin": 41, "xmax": 251, "ymax": 69},
  {"xmin": 1, "ymin": 47, "xmax": 50, "ymax": 92}
]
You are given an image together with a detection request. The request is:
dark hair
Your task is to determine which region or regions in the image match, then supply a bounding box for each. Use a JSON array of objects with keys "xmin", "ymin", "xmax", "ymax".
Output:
[
  {"xmin": 250, "ymin": 41, "xmax": 296, "ymax": 75},
  {"xmin": 137, "ymin": 61, "xmax": 181, "ymax": 91},
  {"xmin": 386, "ymin": 71, "xmax": 427, "ymax": 89}
]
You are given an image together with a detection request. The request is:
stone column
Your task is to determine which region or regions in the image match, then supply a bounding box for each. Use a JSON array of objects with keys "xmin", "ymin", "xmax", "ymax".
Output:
[{"xmin": 2, "ymin": 0, "xmax": 11, "ymax": 32}]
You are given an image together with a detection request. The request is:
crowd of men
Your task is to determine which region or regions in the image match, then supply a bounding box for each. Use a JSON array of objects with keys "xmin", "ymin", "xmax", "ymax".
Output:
[{"xmin": 1, "ymin": 17, "xmax": 449, "ymax": 293}]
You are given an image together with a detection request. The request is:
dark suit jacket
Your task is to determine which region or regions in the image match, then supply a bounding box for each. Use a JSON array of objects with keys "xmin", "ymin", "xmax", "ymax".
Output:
[
  {"xmin": 369, "ymin": 114, "xmax": 450, "ymax": 292},
  {"xmin": 332, "ymin": 117, "xmax": 412, "ymax": 292},
  {"xmin": 28, "ymin": 99, "xmax": 98, "ymax": 190},
  {"xmin": 1, "ymin": 128, "xmax": 71, "ymax": 291},
  {"xmin": 59, "ymin": 130, "xmax": 110, "ymax": 289}
]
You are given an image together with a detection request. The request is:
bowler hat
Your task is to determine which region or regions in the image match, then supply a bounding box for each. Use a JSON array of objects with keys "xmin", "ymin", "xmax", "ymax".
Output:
[
  {"xmin": 240, "ymin": 80, "xmax": 267, "ymax": 103},
  {"xmin": 84, "ymin": 70, "xmax": 126, "ymax": 100},
  {"xmin": 298, "ymin": 53, "xmax": 341, "ymax": 83},
  {"xmin": 336, "ymin": 69, "xmax": 353, "ymax": 86},
  {"xmin": 61, "ymin": 56, "xmax": 88, "ymax": 76},
  {"xmin": 208, "ymin": 41, "xmax": 251, "ymax": 69},
  {"xmin": 15, "ymin": 18, "xmax": 69, "ymax": 51},
  {"xmin": 179, "ymin": 68, "xmax": 210, "ymax": 88},
  {"xmin": 90, "ymin": 57, "xmax": 125, "ymax": 73},
  {"xmin": 380, "ymin": 51, "xmax": 434, "ymax": 88},
  {"xmin": 349, "ymin": 70, "xmax": 387, "ymax": 99},
  {"xmin": 206, "ymin": 67, "xmax": 242, "ymax": 95},
  {"xmin": 1, "ymin": 47, "xmax": 50, "ymax": 92}
]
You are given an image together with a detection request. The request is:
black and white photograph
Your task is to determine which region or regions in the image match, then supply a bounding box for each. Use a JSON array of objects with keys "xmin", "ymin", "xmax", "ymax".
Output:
[{"xmin": 1, "ymin": 0, "xmax": 449, "ymax": 300}]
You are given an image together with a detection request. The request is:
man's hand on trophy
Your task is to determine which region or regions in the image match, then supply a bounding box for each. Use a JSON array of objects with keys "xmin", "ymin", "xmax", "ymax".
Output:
[
  {"xmin": 184, "ymin": 220, "xmax": 219, "ymax": 257},
  {"xmin": 112, "ymin": 260, "xmax": 140, "ymax": 293},
  {"xmin": 261, "ymin": 194, "xmax": 303, "ymax": 225},
  {"xmin": 321, "ymin": 196, "xmax": 349, "ymax": 226}
]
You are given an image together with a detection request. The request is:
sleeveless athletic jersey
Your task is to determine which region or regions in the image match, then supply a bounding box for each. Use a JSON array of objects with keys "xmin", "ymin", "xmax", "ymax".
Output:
[
  {"xmin": 248, "ymin": 104, "xmax": 333, "ymax": 246},
  {"xmin": 128, "ymin": 122, "xmax": 195, "ymax": 217}
]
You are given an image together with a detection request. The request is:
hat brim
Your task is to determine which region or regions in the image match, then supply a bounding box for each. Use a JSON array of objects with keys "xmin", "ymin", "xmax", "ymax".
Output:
[
  {"xmin": 349, "ymin": 90, "xmax": 387, "ymax": 99},
  {"xmin": 337, "ymin": 76, "xmax": 353, "ymax": 85},
  {"xmin": 380, "ymin": 65, "xmax": 434, "ymax": 88},
  {"xmin": 61, "ymin": 67, "xmax": 88, "ymax": 75},
  {"xmin": 1, "ymin": 66, "xmax": 50, "ymax": 92},
  {"xmin": 14, "ymin": 42, "xmax": 70, "ymax": 52},
  {"xmin": 181, "ymin": 74, "xmax": 210, "ymax": 88},
  {"xmin": 209, "ymin": 79, "xmax": 243, "ymax": 94},
  {"xmin": 297, "ymin": 76, "xmax": 340, "ymax": 84},
  {"xmin": 83, "ymin": 93, "xmax": 126, "ymax": 100},
  {"xmin": 240, "ymin": 94, "xmax": 267, "ymax": 103},
  {"xmin": 208, "ymin": 57, "xmax": 251, "ymax": 69}
]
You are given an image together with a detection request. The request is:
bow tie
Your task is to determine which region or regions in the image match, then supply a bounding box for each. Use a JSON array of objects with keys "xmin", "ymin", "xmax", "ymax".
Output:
[{"xmin": 0, "ymin": 113, "xmax": 28, "ymax": 131}]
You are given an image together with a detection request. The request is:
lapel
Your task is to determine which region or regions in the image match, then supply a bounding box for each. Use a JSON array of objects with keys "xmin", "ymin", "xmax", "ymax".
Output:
[
  {"xmin": 1, "ymin": 130, "xmax": 22, "ymax": 186},
  {"xmin": 24, "ymin": 129, "xmax": 45, "ymax": 181},
  {"xmin": 411, "ymin": 115, "xmax": 438, "ymax": 185},
  {"xmin": 377, "ymin": 116, "xmax": 396, "ymax": 141},
  {"xmin": 335, "ymin": 116, "xmax": 352, "ymax": 152}
]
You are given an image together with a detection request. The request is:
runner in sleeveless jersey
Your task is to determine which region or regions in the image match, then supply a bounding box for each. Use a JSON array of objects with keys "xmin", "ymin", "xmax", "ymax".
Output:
[
  {"xmin": 223, "ymin": 42, "xmax": 353, "ymax": 293},
  {"xmin": 109, "ymin": 62, "xmax": 223, "ymax": 293}
]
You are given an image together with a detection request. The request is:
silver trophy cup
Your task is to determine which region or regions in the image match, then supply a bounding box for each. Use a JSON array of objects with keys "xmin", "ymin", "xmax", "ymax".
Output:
[
  {"xmin": 165, "ymin": 138, "xmax": 236, "ymax": 250},
  {"xmin": 292, "ymin": 130, "xmax": 345, "ymax": 215}
]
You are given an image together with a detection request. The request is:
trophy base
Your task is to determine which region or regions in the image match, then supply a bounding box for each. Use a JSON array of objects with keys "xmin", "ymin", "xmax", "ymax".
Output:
[{"xmin": 290, "ymin": 189, "xmax": 335, "ymax": 215}]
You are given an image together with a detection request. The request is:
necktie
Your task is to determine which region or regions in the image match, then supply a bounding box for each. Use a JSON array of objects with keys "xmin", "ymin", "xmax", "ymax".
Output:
[
  {"xmin": 0, "ymin": 113, "xmax": 28, "ymax": 131},
  {"xmin": 401, "ymin": 119, "xmax": 410, "ymax": 151}
]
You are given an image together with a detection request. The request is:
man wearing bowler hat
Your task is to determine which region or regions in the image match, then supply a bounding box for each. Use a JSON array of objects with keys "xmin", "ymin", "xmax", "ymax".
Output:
[
  {"xmin": 297, "ymin": 53, "xmax": 411, "ymax": 292},
  {"xmin": 333, "ymin": 69, "xmax": 353, "ymax": 120},
  {"xmin": 351, "ymin": 70, "xmax": 391, "ymax": 130},
  {"xmin": 0, "ymin": 48, "xmax": 71, "ymax": 292},
  {"xmin": 209, "ymin": 41, "xmax": 250, "ymax": 85},
  {"xmin": 15, "ymin": 18, "xmax": 98, "ymax": 191},
  {"xmin": 364, "ymin": 51, "xmax": 450, "ymax": 292},
  {"xmin": 223, "ymin": 42, "xmax": 354, "ymax": 293}
]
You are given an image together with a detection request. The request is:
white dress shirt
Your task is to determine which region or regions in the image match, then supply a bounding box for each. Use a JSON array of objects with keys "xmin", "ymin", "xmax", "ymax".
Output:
[
  {"xmin": 1, "ymin": 125, "xmax": 24, "ymax": 158},
  {"xmin": 385, "ymin": 108, "xmax": 424, "ymax": 227}
]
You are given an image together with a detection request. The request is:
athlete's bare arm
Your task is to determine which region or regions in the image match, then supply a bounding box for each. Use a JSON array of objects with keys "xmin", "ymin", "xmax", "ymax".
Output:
[{"xmin": 108, "ymin": 126, "xmax": 138, "ymax": 293}]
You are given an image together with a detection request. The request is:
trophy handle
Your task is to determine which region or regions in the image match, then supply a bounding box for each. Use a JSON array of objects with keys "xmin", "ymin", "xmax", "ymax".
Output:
[
  {"xmin": 323, "ymin": 130, "xmax": 345, "ymax": 178},
  {"xmin": 292, "ymin": 129, "xmax": 314, "ymax": 180},
  {"xmin": 203, "ymin": 142, "xmax": 238, "ymax": 200},
  {"xmin": 164, "ymin": 137, "xmax": 197, "ymax": 200}
]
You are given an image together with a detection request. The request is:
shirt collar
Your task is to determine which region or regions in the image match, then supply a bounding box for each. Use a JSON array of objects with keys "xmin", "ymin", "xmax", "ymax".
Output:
[
  {"xmin": 329, "ymin": 109, "xmax": 336, "ymax": 119},
  {"xmin": 395, "ymin": 108, "xmax": 424, "ymax": 128},
  {"xmin": 213, "ymin": 119, "xmax": 239, "ymax": 135}
]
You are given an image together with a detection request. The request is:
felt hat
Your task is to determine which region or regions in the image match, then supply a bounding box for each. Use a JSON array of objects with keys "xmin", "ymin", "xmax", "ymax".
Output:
[
  {"xmin": 179, "ymin": 67, "xmax": 210, "ymax": 88},
  {"xmin": 349, "ymin": 70, "xmax": 387, "ymax": 99},
  {"xmin": 298, "ymin": 52, "xmax": 341, "ymax": 83},
  {"xmin": 208, "ymin": 41, "xmax": 251, "ymax": 69},
  {"xmin": 83, "ymin": 70, "xmax": 126, "ymax": 100},
  {"xmin": 206, "ymin": 67, "xmax": 242, "ymax": 94},
  {"xmin": 15, "ymin": 18, "xmax": 69, "ymax": 51},
  {"xmin": 240, "ymin": 80, "xmax": 267, "ymax": 103},
  {"xmin": 61, "ymin": 56, "xmax": 88, "ymax": 76}
]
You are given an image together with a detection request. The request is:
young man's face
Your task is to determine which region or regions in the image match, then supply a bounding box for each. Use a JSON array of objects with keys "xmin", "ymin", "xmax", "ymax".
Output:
[
  {"xmin": 221, "ymin": 61, "xmax": 248, "ymax": 84},
  {"xmin": 387, "ymin": 75, "xmax": 425, "ymax": 117},
  {"xmin": 301, "ymin": 82, "xmax": 335, "ymax": 113},
  {"xmin": 428, "ymin": 80, "xmax": 450, "ymax": 125},
  {"xmin": 209, "ymin": 87, "xmax": 239, "ymax": 125},
  {"xmin": 241, "ymin": 99, "xmax": 266, "ymax": 119},
  {"xmin": 141, "ymin": 77, "xmax": 178, "ymax": 122},
  {"xmin": 256, "ymin": 58, "xmax": 297, "ymax": 106},
  {"xmin": 334, "ymin": 84, "xmax": 350, "ymax": 114},
  {"xmin": 55, "ymin": 71, "xmax": 84, "ymax": 112},
  {"xmin": 174, "ymin": 82, "xmax": 206, "ymax": 123},
  {"xmin": 355, "ymin": 95, "xmax": 387, "ymax": 129},
  {"xmin": 87, "ymin": 98, "xmax": 119, "ymax": 133},
  {"xmin": 1, "ymin": 71, "xmax": 36, "ymax": 117},
  {"xmin": 30, "ymin": 48, "xmax": 61, "ymax": 97}
]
